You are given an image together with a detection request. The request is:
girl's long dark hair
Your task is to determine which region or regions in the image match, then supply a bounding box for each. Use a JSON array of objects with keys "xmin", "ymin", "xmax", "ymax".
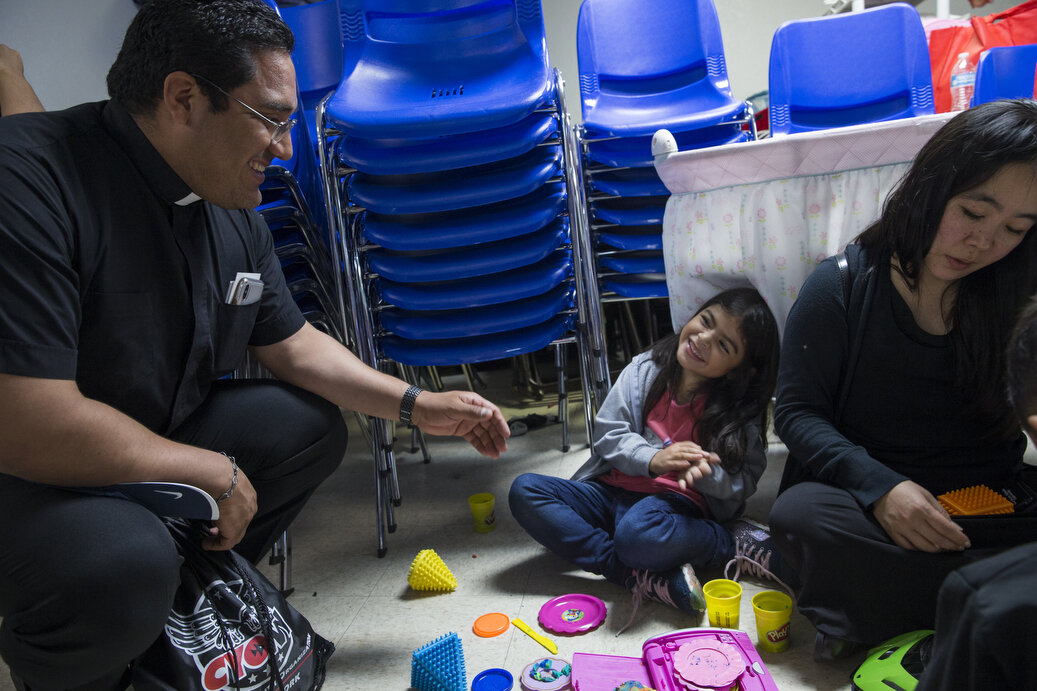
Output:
[
  {"xmin": 643, "ymin": 288, "xmax": 780, "ymax": 472},
  {"xmin": 857, "ymin": 99, "xmax": 1037, "ymax": 440}
]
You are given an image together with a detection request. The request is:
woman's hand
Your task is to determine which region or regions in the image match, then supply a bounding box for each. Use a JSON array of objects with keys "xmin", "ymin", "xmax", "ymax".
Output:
[{"xmin": 873, "ymin": 480, "xmax": 971, "ymax": 552}]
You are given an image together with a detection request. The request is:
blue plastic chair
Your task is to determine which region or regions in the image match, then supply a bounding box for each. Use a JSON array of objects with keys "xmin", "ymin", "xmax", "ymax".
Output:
[
  {"xmin": 339, "ymin": 112, "xmax": 558, "ymax": 175},
  {"xmin": 375, "ymin": 252, "xmax": 573, "ymax": 311},
  {"xmin": 972, "ymin": 44, "xmax": 1037, "ymax": 106},
  {"xmin": 584, "ymin": 124, "xmax": 748, "ymax": 168},
  {"xmin": 379, "ymin": 285, "xmax": 575, "ymax": 339},
  {"xmin": 589, "ymin": 168, "xmax": 669, "ymax": 198},
  {"xmin": 270, "ymin": 0, "xmax": 341, "ymax": 208},
  {"xmin": 281, "ymin": 0, "xmax": 343, "ymax": 117},
  {"xmin": 577, "ymin": 0, "xmax": 752, "ymax": 138},
  {"xmin": 599, "ymin": 253, "xmax": 665, "ymax": 275},
  {"xmin": 346, "ymin": 145, "xmax": 562, "ymax": 215},
  {"xmin": 381, "ymin": 314, "xmax": 574, "ymax": 366},
  {"xmin": 592, "ymin": 198, "xmax": 667, "ymax": 227},
  {"xmin": 768, "ymin": 3, "xmax": 934, "ymax": 136},
  {"xmin": 601, "ymin": 275, "xmax": 668, "ymax": 299},
  {"xmin": 360, "ymin": 182, "xmax": 567, "ymax": 251},
  {"xmin": 366, "ymin": 219, "xmax": 568, "ymax": 283},
  {"xmin": 328, "ymin": 0, "xmax": 554, "ymax": 137},
  {"xmin": 597, "ymin": 227, "xmax": 663, "ymax": 251}
]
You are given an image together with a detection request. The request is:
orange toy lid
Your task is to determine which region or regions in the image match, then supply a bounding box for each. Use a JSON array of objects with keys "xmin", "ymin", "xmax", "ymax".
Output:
[
  {"xmin": 473, "ymin": 612, "xmax": 511, "ymax": 638},
  {"xmin": 938, "ymin": 484, "xmax": 1014, "ymax": 516}
]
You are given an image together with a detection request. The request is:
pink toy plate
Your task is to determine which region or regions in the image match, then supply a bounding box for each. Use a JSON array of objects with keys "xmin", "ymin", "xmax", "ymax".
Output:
[{"xmin": 538, "ymin": 594, "xmax": 607, "ymax": 634}]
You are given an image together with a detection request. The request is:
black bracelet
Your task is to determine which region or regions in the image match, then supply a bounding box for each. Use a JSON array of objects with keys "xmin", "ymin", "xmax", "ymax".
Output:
[
  {"xmin": 216, "ymin": 452, "xmax": 238, "ymax": 503},
  {"xmin": 399, "ymin": 385, "xmax": 423, "ymax": 424}
]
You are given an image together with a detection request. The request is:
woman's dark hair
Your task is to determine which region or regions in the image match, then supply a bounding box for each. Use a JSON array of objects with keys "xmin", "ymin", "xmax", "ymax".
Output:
[
  {"xmin": 643, "ymin": 287, "xmax": 780, "ymax": 473},
  {"xmin": 107, "ymin": 0, "xmax": 294, "ymax": 116},
  {"xmin": 857, "ymin": 99, "xmax": 1037, "ymax": 439}
]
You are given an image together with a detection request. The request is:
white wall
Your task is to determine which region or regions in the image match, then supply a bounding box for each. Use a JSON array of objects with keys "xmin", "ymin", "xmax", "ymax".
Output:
[
  {"xmin": 0, "ymin": 0, "xmax": 1022, "ymax": 114},
  {"xmin": 0, "ymin": 0, "xmax": 138, "ymax": 111}
]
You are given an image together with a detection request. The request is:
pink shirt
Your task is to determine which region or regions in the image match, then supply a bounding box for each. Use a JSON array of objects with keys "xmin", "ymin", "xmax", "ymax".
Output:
[{"xmin": 599, "ymin": 392, "xmax": 711, "ymax": 516}]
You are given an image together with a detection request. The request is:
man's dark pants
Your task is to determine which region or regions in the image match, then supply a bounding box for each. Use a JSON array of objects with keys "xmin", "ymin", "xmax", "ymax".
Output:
[{"xmin": 0, "ymin": 379, "xmax": 346, "ymax": 690}]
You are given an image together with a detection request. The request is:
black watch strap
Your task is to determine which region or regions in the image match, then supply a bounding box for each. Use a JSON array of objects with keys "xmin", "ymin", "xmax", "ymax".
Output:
[{"xmin": 399, "ymin": 385, "xmax": 423, "ymax": 424}]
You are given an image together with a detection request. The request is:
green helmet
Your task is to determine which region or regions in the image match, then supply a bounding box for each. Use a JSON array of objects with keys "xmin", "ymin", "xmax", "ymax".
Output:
[{"xmin": 852, "ymin": 629, "xmax": 935, "ymax": 691}]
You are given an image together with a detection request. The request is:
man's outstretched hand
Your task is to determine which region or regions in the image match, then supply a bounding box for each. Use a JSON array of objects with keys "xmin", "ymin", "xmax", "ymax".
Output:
[{"xmin": 410, "ymin": 390, "xmax": 510, "ymax": 459}]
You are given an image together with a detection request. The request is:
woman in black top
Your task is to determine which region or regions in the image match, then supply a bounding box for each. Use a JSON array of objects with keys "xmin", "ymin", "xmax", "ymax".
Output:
[{"xmin": 771, "ymin": 99, "xmax": 1037, "ymax": 658}]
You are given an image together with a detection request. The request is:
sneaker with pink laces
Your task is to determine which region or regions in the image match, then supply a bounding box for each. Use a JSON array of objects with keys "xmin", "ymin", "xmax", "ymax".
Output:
[
  {"xmin": 723, "ymin": 518, "xmax": 799, "ymax": 596},
  {"xmin": 618, "ymin": 563, "xmax": 705, "ymax": 634}
]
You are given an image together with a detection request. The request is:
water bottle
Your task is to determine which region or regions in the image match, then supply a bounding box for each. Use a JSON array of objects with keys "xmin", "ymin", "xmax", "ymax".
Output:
[{"xmin": 950, "ymin": 52, "xmax": 976, "ymax": 112}]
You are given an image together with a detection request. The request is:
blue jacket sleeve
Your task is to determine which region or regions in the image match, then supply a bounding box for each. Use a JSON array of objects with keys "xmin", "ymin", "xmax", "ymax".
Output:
[{"xmin": 773, "ymin": 255, "xmax": 907, "ymax": 508}]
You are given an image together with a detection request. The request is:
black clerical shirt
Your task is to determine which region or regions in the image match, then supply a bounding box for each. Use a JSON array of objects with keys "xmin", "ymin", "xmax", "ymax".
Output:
[{"xmin": 0, "ymin": 100, "xmax": 304, "ymax": 434}]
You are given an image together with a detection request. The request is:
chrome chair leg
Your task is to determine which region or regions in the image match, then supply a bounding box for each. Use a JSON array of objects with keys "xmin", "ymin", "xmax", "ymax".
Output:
[
  {"xmin": 555, "ymin": 343, "xmax": 570, "ymax": 452},
  {"xmin": 462, "ymin": 363, "xmax": 487, "ymax": 392},
  {"xmin": 270, "ymin": 529, "xmax": 294, "ymax": 597}
]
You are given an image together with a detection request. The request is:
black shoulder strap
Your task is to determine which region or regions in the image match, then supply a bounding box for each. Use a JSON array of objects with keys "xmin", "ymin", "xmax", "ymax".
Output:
[
  {"xmin": 833, "ymin": 246, "xmax": 875, "ymax": 424},
  {"xmin": 836, "ymin": 251, "xmax": 851, "ymax": 308}
]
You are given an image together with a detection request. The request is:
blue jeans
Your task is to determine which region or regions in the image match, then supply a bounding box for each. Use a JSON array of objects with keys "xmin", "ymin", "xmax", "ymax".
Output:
[{"xmin": 509, "ymin": 472, "xmax": 735, "ymax": 587}]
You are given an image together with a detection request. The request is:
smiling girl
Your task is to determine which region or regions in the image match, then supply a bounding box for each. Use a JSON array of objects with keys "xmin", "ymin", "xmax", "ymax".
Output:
[{"xmin": 509, "ymin": 288, "xmax": 782, "ymax": 629}]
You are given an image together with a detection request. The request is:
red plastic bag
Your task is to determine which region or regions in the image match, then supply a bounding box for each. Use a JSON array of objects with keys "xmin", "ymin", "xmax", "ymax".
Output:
[{"xmin": 929, "ymin": 0, "xmax": 1037, "ymax": 112}]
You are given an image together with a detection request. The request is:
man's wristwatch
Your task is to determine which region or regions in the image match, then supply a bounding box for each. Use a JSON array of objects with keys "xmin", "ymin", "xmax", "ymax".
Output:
[{"xmin": 399, "ymin": 385, "xmax": 423, "ymax": 424}]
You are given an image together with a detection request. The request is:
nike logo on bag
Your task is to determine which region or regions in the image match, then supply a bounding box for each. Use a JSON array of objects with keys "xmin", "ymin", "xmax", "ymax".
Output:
[{"xmin": 155, "ymin": 490, "xmax": 183, "ymax": 499}]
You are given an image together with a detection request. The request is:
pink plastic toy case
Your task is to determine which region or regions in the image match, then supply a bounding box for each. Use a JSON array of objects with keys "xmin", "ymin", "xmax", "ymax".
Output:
[
  {"xmin": 571, "ymin": 652, "xmax": 651, "ymax": 690},
  {"xmin": 571, "ymin": 628, "xmax": 778, "ymax": 691}
]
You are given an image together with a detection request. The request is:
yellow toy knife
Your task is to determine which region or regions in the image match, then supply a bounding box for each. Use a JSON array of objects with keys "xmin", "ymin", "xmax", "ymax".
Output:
[{"xmin": 512, "ymin": 617, "xmax": 558, "ymax": 655}]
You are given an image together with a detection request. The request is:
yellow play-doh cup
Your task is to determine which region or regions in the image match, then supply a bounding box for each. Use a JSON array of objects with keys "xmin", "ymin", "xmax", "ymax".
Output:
[
  {"xmin": 467, "ymin": 492, "xmax": 496, "ymax": 533},
  {"xmin": 703, "ymin": 578, "xmax": 742, "ymax": 628},
  {"xmin": 752, "ymin": 590, "xmax": 793, "ymax": 653}
]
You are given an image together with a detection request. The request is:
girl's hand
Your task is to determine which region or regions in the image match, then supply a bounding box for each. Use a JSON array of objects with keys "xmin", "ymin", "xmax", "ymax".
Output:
[
  {"xmin": 649, "ymin": 441, "xmax": 710, "ymax": 477},
  {"xmin": 873, "ymin": 480, "xmax": 971, "ymax": 552},
  {"xmin": 676, "ymin": 456, "xmax": 717, "ymax": 490}
]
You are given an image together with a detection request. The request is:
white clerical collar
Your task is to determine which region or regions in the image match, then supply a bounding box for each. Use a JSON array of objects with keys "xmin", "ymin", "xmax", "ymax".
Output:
[{"xmin": 174, "ymin": 192, "xmax": 202, "ymax": 206}]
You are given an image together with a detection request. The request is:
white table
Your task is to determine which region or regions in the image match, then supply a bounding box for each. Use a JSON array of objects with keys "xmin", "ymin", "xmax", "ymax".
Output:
[{"xmin": 654, "ymin": 113, "xmax": 954, "ymax": 333}]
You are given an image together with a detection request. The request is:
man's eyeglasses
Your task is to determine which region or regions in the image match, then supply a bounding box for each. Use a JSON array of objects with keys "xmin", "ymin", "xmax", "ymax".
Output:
[{"xmin": 192, "ymin": 74, "xmax": 295, "ymax": 145}]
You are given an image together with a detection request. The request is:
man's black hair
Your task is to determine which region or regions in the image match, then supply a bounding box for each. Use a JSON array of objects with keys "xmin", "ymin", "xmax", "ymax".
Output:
[{"xmin": 108, "ymin": 0, "xmax": 294, "ymax": 116}]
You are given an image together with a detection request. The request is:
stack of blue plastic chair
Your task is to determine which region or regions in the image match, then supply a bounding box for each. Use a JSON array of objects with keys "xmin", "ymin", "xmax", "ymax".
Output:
[
  {"xmin": 316, "ymin": 0, "xmax": 611, "ymax": 556},
  {"xmin": 256, "ymin": 0, "xmax": 344, "ymax": 349},
  {"xmin": 247, "ymin": 0, "xmax": 346, "ymax": 597},
  {"xmin": 972, "ymin": 43, "xmax": 1037, "ymax": 106},
  {"xmin": 575, "ymin": 0, "xmax": 754, "ymax": 339},
  {"xmin": 280, "ymin": 0, "xmax": 342, "ymax": 146},
  {"xmin": 768, "ymin": 3, "xmax": 934, "ymax": 136}
]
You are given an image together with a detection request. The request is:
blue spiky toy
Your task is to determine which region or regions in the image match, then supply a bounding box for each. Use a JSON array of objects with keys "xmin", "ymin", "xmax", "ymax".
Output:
[{"xmin": 411, "ymin": 632, "xmax": 467, "ymax": 691}]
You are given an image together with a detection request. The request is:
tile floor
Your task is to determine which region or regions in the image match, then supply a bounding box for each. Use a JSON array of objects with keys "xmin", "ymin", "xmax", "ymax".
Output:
[
  {"xmin": 0, "ymin": 370, "xmax": 864, "ymax": 690},
  {"xmin": 263, "ymin": 386, "xmax": 863, "ymax": 691}
]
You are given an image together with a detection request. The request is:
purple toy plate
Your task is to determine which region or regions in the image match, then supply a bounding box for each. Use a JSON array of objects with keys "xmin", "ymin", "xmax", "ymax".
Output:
[{"xmin": 538, "ymin": 593, "xmax": 607, "ymax": 634}]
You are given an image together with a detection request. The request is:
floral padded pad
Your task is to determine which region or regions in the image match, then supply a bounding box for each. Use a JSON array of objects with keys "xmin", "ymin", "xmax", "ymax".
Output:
[{"xmin": 654, "ymin": 113, "xmax": 954, "ymax": 335}]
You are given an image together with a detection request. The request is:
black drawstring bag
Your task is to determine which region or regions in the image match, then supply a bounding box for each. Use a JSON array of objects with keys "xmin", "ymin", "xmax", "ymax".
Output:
[{"xmin": 132, "ymin": 520, "xmax": 334, "ymax": 690}]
